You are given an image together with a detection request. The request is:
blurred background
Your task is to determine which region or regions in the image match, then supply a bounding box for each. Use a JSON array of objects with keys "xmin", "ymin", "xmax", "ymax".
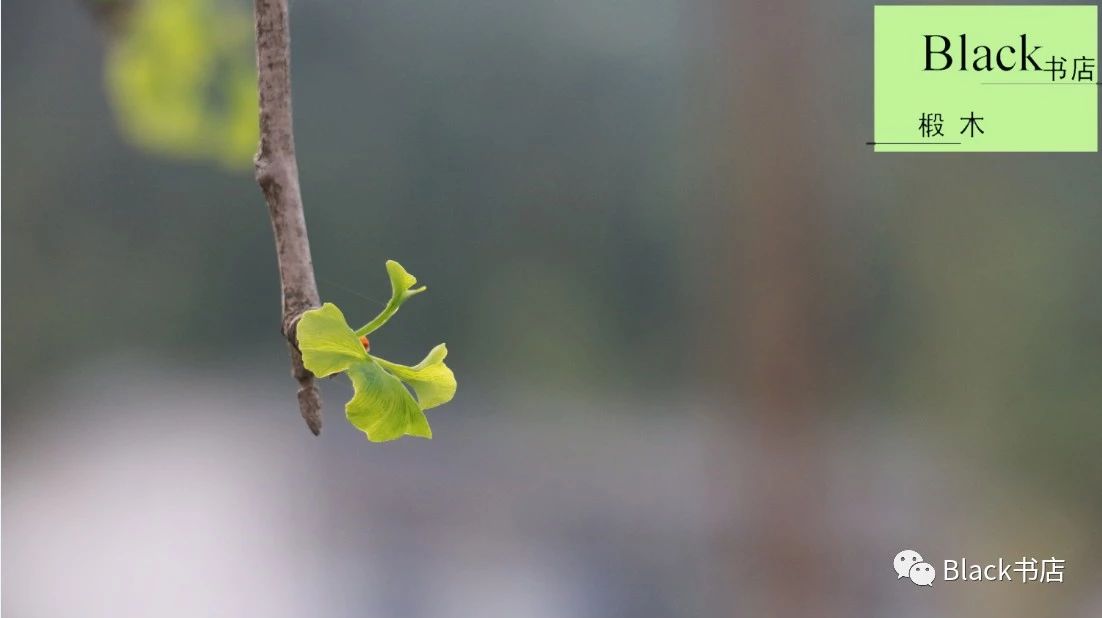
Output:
[{"xmin": 4, "ymin": 0, "xmax": 1102, "ymax": 616}]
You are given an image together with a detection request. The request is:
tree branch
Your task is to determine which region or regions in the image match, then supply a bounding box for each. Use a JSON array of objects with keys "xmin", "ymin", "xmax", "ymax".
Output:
[{"xmin": 253, "ymin": 0, "xmax": 322, "ymax": 435}]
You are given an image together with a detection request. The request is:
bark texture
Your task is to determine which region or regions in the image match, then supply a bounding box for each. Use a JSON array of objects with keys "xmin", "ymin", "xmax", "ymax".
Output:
[{"xmin": 253, "ymin": 0, "xmax": 322, "ymax": 434}]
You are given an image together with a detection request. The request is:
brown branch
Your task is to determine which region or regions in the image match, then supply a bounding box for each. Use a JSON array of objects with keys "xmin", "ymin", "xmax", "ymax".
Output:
[{"xmin": 253, "ymin": 0, "xmax": 323, "ymax": 435}]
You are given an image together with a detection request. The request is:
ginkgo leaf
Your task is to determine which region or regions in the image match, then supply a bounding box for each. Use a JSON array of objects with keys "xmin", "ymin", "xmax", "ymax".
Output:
[
  {"xmin": 355, "ymin": 260, "xmax": 427, "ymax": 337},
  {"xmin": 374, "ymin": 344, "xmax": 457, "ymax": 410},
  {"xmin": 346, "ymin": 358, "xmax": 432, "ymax": 441},
  {"xmin": 386, "ymin": 259, "xmax": 427, "ymax": 298},
  {"xmin": 296, "ymin": 303, "xmax": 367, "ymax": 377},
  {"xmin": 294, "ymin": 260, "xmax": 455, "ymax": 442}
]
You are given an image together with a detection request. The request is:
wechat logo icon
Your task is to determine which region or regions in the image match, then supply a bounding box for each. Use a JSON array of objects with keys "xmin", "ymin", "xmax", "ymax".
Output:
[{"xmin": 894, "ymin": 549, "xmax": 935, "ymax": 586}]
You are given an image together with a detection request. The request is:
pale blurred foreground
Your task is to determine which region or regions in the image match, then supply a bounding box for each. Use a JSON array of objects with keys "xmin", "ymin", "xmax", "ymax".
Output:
[{"xmin": 5, "ymin": 358, "xmax": 1101, "ymax": 617}]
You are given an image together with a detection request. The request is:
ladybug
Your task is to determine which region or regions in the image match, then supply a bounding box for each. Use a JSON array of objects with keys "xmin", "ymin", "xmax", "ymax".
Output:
[{"xmin": 359, "ymin": 335, "xmax": 371, "ymax": 352}]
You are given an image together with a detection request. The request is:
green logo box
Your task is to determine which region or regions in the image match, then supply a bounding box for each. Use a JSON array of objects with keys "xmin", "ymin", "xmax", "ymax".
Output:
[{"xmin": 874, "ymin": 5, "xmax": 1098, "ymax": 152}]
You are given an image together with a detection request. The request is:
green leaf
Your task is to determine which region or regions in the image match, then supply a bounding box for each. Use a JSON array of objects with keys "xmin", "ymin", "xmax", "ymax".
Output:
[
  {"xmin": 346, "ymin": 359, "xmax": 432, "ymax": 442},
  {"xmin": 294, "ymin": 261, "xmax": 454, "ymax": 442},
  {"xmin": 355, "ymin": 260, "xmax": 428, "ymax": 337},
  {"xmin": 386, "ymin": 259, "xmax": 426, "ymax": 300},
  {"xmin": 296, "ymin": 303, "xmax": 367, "ymax": 377},
  {"xmin": 374, "ymin": 344, "xmax": 457, "ymax": 410}
]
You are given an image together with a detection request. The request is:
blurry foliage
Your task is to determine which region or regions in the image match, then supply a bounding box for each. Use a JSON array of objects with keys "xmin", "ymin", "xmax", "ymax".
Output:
[{"xmin": 106, "ymin": 0, "xmax": 257, "ymax": 169}]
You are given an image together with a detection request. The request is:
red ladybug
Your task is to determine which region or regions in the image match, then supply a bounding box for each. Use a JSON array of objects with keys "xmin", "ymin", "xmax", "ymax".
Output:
[{"xmin": 359, "ymin": 335, "xmax": 371, "ymax": 352}]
